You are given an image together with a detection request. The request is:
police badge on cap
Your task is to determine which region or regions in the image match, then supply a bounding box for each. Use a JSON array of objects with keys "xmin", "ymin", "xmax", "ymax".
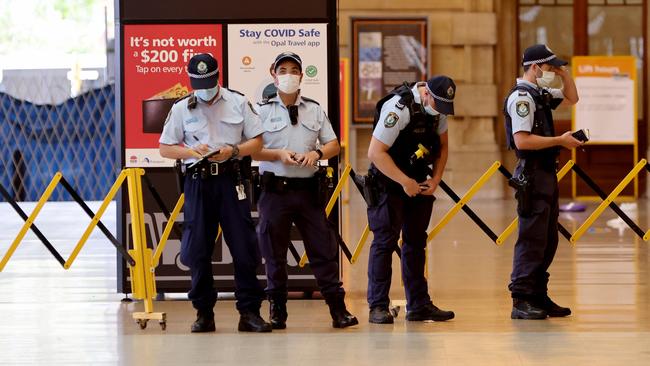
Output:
[
  {"xmin": 187, "ymin": 53, "xmax": 219, "ymax": 90},
  {"xmin": 425, "ymin": 75, "xmax": 456, "ymax": 115}
]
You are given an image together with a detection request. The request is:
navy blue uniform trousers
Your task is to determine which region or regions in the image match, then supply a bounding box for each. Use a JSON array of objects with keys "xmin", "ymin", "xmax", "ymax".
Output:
[
  {"xmin": 181, "ymin": 174, "xmax": 264, "ymax": 313},
  {"xmin": 257, "ymin": 188, "xmax": 343, "ymax": 298},
  {"xmin": 367, "ymin": 190, "xmax": 435, "ymax": 310},
  {"xmin": 509, "ymin": 167, "xmax": 559, "ymax": 297}
]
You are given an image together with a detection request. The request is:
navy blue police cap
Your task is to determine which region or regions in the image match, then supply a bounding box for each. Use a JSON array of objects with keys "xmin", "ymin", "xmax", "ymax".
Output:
[
  {"xmin": 522, "ymin": 44, "xmax": 568, "ymax": 67},
  {"xmin": 272, "ymin": 51, "xmax": 302, "ymax": 72},
  {"xmin": 187, "ymin": 53, "xmax": 219, "ymax": 90},
  {"xmin": 425, "ymin": 75, "xmax": 456, "ymax": 115}
]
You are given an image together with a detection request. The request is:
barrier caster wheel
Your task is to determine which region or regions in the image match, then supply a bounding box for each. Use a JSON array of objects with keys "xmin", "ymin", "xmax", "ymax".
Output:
[
  {"xmin": 137, "ymin": 319, "xmax": 148, "ymax": 329},
  {"xmin": 389, "ymin": 306, "xmax": 400, "ymax": 318},
  {"xmin": 159, "ymin": 321, "xmax": 167, "ymax": 331}
]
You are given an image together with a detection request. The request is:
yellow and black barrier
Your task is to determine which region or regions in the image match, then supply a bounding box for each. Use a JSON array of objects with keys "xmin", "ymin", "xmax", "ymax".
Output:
[
  {"xmin": 568, "ymin": 159, "xmax": 649, "ymax": 243},
  {"xmin": 0, "ymin": 168, "xmax": 165, "ymax": 330},
  {"xmin": 347, "ymin": 159, "xmax": 650, "ymax": 264},
  {"xmin": 298, "ymin": 165, "xmax": 353, "ymax": 268},
  {"xmin": 348, "ymin": 163, "xmax": 507, "ymax": 262},
  {"xmin": 3, "ymin": 160, "xmax": 649, "ymax": 328},
  {"xmin": 125, "ymin": 168, "xmax": 166, "ymax": 330},
  {"xmin": 0, "ymin": 170, "xmax": 136, "ymax": 271}
]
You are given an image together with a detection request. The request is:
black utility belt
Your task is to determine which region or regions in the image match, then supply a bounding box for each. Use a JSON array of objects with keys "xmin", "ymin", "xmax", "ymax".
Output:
[
  {"xmin": 519, "ymin": 158, "xmax": 558, "ymax": 173},
  {"xmin": 186, "ymin": 161, "xmax": 236, "ymax": 177},
  {"xmin": 261, "ymin": 172, "xmax": 318, "ymax": 191}
]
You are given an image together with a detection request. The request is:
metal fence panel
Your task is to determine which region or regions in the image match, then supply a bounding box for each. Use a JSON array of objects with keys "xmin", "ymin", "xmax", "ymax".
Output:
[{"xmin": 0, "ymin": 84, "xmax": 116, "ymax": 201}]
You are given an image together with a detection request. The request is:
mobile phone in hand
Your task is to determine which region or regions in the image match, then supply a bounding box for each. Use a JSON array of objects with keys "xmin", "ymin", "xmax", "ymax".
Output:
[{"xmin": 571, "ymin": 129, "xmax": 589, "ymax": 142}]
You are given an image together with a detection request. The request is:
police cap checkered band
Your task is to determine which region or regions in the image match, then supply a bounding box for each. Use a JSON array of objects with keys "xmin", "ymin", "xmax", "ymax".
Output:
[
  {"xmin": 522, "ymin": 54, "xmax": 557, "ymax": 66},
  {"xmin": 425, "ymin": 83, "xmax": 454, "ymax": 103},
  {"xmin": 521, "ymin": 44, "xmax": 568, "ymax": 67},
  {"xmin": 273, "ymin": 51, "xmax": 302, "ymax": 71},
  {"xmin": 187, "ymin": 68, "xmax": 219, "ymax": 79},
  {"xmin": 425, "ymin": 75, "xmax": 456, "ymax": 115}
]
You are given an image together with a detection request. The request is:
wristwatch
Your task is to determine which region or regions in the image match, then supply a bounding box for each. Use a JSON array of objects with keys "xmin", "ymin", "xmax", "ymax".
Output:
[
  {"xmin": 227, "ymin": 143, "xmax": 240, "ymax": 159},
  {"xmin": 315, "ymin": 149, "xmax": 323, "ymax": 160}
]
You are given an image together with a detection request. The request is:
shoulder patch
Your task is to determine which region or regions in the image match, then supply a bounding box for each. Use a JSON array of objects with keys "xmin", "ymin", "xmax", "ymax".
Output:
[
  {"xmin": 226, "ymin": 88, "xmax": 245, "ymax": 96},
  {"xmin": 384, "ymin": 112, "xmax": 399, "ymax": 128},
  {"xmin": 516, "ymin": 101, "xmax": 530, "ymax": 118},
  {"xmin": 301, "ymin": 96, "xmax": 320, "ymax": 105}
]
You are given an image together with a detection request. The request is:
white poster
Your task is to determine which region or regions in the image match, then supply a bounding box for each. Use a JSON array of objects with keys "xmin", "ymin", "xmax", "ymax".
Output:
[
  {"xmin": 574, "ymin": 76, "xmax": 635, "ymax": 143},
  {"xmin": 227, "ymin": 24, "xmax": 328, "ymax": 110}
]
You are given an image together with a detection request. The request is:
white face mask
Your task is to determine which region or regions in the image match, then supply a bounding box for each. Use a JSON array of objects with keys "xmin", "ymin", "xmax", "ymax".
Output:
[
  {"xmin": 424, "ymin": 104, "xmax": 439, "ymax": 116},
  {"xmin": 195, "ymin": 85, "xmax": 219, "ymax": 101},
  {"xmin": 276, "ymin": 74, "xmax": 301, "ymax": 94},
  {"xmin": 536, "ymin": 70, "xmax": 556, "ymax": 88},
  {"xmin": 423, "ymin": 93, "xmax": 440, "ymax": 116}
]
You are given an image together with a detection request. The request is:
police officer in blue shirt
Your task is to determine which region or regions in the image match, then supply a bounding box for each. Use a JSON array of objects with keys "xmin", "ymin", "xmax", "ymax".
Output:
[
  {"xmin": 365, "ymin": 76, "xmax": 455, "ymax": 324},
  {"xmin": 159, "ymin": 53, "xmax": 272, "ymax": 333},
  {"xmin": 253, "ymin": 52, "xmax": 358, "ymax": 329},
  {"xmin": 504, "ymin": 44, "xmax": 581, "ymax": 320}
]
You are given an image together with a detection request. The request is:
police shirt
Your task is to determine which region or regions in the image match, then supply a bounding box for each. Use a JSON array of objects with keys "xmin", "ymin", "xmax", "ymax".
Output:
[
  {"xmin": 159, "ymin": 87, "xmax": 263, "ymax": 164},
  {"xmin": 506, "ymin": 79, "xmax": 564, "ymax": 135},
  {"xmin": 257, "ymin": 94, "xmax": 337, "ymax": 178},
  {"xmin": 373, "ymin": 84, "xmax": 448, "ymax": 148}
]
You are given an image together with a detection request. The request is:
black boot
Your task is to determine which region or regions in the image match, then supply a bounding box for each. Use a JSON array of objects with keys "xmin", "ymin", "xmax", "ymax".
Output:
[
  {"xmin": 191, "ymin": 309, "xmax": 216, "ymax": 333},
  {"xmin": 238, "ymin": 310, "xmax": 272, "ymax": 332},
  {"xmin": 537, "ymin": 295, "xmax": 571, "ymax": 317},
  {"xmin": 406, "ymin": 303, "xmax": 455, "ymax": 322},
  {"xmin": 325, "ymin": 294, "xmax": 359, "ymax": 329},
  {"xmin": 511, "ymin": 298, "xmax": 547, "ymax": 320},
  {"xmin": 269, "ymin": 297, "xmax": 288, "ymax": 330},
  {"xmin": 369, "ymin": 306, "xmax": 394, "ymax": 324}
]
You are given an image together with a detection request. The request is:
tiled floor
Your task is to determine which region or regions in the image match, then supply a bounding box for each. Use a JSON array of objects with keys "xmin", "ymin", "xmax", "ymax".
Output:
[{"xmin": 0, "ymin": 194, "xmax": 649, "ymax": 365}]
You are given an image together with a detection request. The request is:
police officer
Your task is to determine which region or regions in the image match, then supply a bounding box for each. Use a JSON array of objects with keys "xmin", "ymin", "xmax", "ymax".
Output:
[
  {"xmin": 366, "ymin": 76, "xmax": 456, "ymax": 324},
  {"xmin": 504, "ymin": 44, "xmax": 581, "ymax": 319},
  {"xmin": 159, "ymin": 53, "xmax": 272, "ymax": 333},
  {"xmin": 253, "ymin": 51, "xmax": 358, "ymax": 329}
]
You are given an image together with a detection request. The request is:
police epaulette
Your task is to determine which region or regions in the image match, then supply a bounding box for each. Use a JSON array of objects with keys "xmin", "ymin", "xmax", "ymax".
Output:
[
  {"xmin": 395, "ymin": 101, "xmax": 406, "ymax": 110},
  {"xmin": 257, "ymin": 92, "xmax": 277, "ymax": 106},
  {"xmin": 226, "ymin": 88, "xmax": 245, "ymax": 96},
  {"xmin": 301, "ymin": 96, "xmax": 320, "ymax": 105},
  {"xmin": 174, "ymin": 93, "xmax": 192, "ymax": 104},
  {"xmin": 518, "ymin": 91, "xmax": 528, "ymax": 96},
  {"xmin": 174, "ymin": 93, "xmax": 197, "ymax": 110}
]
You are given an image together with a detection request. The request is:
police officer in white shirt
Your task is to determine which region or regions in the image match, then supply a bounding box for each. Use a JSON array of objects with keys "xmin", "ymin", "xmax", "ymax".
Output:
[
  {"xmin": 365, "ymin": 76, "xmax": 456, "ymax": 324},
  {"xmin": 504, "ymin": 44, "xmax": 581, "ymax": 320},
  {"xmin": 159, "ymin": 53, "xmax": 271, "ymax": 333},
  {"xmin": 253, "ymin": 51, "xmax": 358, "ymax": 329}
]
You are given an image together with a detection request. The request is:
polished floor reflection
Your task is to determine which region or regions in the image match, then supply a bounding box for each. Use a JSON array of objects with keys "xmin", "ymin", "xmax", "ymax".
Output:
[{"xmin": 0, "ymin": 197, "xmax": 649, "ymax": 365}]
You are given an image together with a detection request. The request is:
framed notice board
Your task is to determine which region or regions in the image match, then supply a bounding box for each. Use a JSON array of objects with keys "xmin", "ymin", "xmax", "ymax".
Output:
[{"xmin": 351, "ymin": 18, "xmax": 427, "ymax": 123}]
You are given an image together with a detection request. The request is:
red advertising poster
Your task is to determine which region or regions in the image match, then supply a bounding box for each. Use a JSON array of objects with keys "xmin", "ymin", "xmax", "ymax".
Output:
[{"xmin": 123, "ymin": 24, "xmax": 223, "ymax": 167}]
